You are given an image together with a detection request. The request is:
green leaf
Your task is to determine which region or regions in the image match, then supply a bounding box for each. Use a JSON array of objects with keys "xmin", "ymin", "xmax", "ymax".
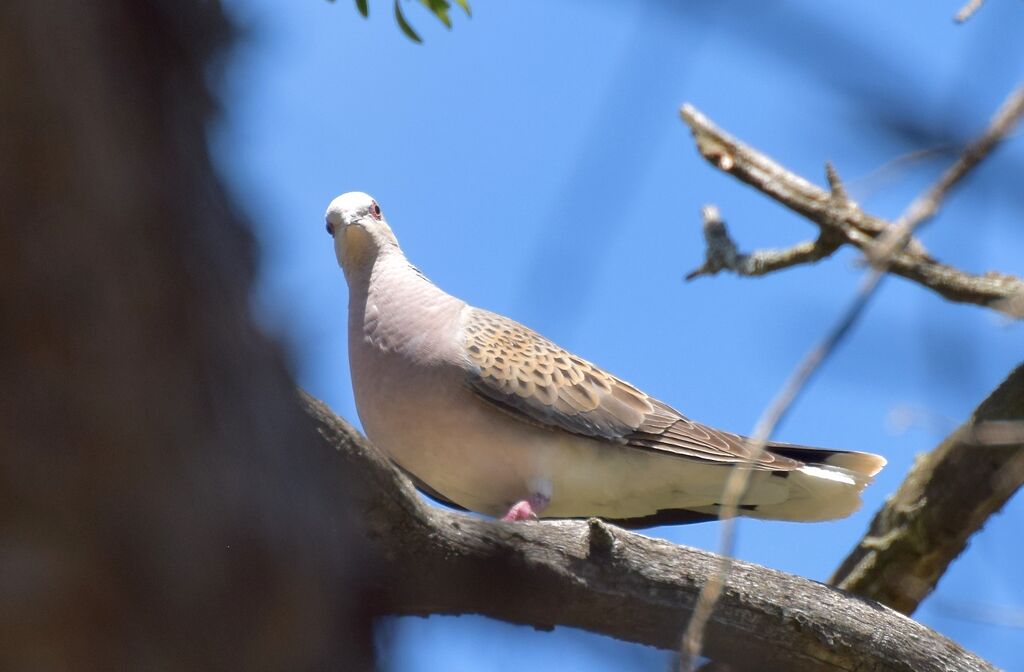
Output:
[
  {"xmin": 421, "ymin": 0, "xmax": 451, "ymax": 28},
  {"xmin": 394, "ymin": 0, "xmax": 423, "ymax": 42},
  {"xmin": 453, "ymin": 0, "xmax": 471, "ymax": 16},
  {"xmin": 355, "ymin": 0, "xmax": 368, "ymax": 17}
]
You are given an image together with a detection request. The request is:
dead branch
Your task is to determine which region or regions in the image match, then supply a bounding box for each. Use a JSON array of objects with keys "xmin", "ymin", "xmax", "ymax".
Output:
[
  {"xmin": 679, "ymin": 104, "xmax": 1024, "ymax": 313},
  {"xmin": 685, "ymin": 206, "xmax": 841, "ymax": 280}
]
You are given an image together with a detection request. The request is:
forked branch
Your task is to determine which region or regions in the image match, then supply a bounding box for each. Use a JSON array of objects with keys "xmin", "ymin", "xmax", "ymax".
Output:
[{"xmin": 680, "ymin": 95, "xmax": 1024, "ymax": 315}]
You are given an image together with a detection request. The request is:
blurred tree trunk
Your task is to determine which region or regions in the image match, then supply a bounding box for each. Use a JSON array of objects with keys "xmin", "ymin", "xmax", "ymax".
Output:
[{"xmin": 0, "ymin": 1, "xmax": 374, "ymax": 669}]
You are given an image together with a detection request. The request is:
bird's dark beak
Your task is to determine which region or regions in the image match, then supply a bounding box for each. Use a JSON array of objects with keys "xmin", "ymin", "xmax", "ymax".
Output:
[{"xmin": 326, "ymin": 220, "xmax": 335, "ymax": 237}]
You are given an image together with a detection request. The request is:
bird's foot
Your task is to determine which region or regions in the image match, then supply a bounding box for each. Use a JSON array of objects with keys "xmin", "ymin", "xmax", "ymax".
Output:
[
  {"xmin": 501, "ymin": 494, "xmax": 550, "ymax": 522},
  {"xmin": 502, "ymin": 500, "xmax": 538, "ymax": 521}
]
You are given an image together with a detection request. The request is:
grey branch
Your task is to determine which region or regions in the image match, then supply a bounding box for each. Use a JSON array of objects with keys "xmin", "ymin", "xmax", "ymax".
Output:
[
  {"xmin": 301, "ymin": 393, "xmax": 996, "ymax": 672},
  {"xmin": 831, "ymin": 364, "xmax": 1024, "ymax": 613},
  {"xmin": 685, "ymin": 205, "xmax": 841, "ymax": 280},
  {"xmin": 679, "ymin": 103, "xmax": 1024, "ymax": 314}
]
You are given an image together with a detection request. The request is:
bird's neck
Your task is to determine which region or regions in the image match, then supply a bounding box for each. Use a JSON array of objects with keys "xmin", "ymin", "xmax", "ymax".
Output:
[
  {"xmin": 345, "ymin": 243, "xmax": 415, "ymax": 306},
  {"xmin": 346, "ymin": 248, "xmax": 464, "ymax": 360}
]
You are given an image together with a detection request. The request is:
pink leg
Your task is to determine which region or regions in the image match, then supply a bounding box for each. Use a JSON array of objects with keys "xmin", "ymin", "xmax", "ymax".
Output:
[{"xmin": 501, "ymin": 494, "xmax": 550, "ymax": 522}]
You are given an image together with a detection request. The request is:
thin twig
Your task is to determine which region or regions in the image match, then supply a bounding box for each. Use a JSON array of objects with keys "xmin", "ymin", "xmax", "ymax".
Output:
[
  {"xmin": 685, "ymin": 206, "xmax": 841, "ymax": 280},
  {"xmin": 955, "ymin": 0, "xmax": 986, "ymax": 23},
  {"xmin": 848, "ymin": 146, "xmax": 952, "ymax": 202},
  {"xmin": 679, "ymin": 85, "xmax": 1024, "ymax": 670},
  {"xmin": 869, "ymin": 85, "xmax": 1024, "ymax": 263},
  {"xmin": 681, "ymin": 269, "xmax": 885, "ymax": 672}
]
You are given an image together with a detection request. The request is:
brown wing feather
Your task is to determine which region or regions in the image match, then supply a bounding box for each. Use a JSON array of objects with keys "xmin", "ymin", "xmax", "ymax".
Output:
[{"xmin": 462, "ymin": 308, "xmax": 799, "ymax": 470}]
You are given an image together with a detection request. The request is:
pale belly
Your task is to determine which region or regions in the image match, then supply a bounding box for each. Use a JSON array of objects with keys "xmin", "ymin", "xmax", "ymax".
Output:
[{"xmin": 353, "ymin": 363, "xmax": 782, "ymax": 519}]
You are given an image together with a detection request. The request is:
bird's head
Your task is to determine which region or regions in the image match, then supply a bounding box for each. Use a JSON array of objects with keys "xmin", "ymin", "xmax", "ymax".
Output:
[{"xmin": 325, "ymin": 191, "xmax": 399, "ymax": 276}]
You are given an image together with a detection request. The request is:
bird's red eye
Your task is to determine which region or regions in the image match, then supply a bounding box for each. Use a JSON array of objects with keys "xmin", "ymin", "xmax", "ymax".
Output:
[{"xmin": 370, "ymin": 202, "xmax": 382, "ymax": 220}]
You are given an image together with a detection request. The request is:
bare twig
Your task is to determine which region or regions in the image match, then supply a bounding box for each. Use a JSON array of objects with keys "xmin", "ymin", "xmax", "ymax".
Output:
[
  {"xmin": 824, "ymin": 161, "xmax": 852, "ymax": 206},
  {"xmin": 869, "ymin": 85, "xmax": 1024, "ymax": 263},
  {"xmin": 849, "ymin": 146, "xmax": 952, "ymax": 201},
  {"xmin": 680, "ymin": 105, "xmax": 905, "ymax": 241},
  {"xmin": 954, "ymin": 0, "xmax": 986, "ymax": 23},
  {"xmin": 685, "ymin": 205, "xmax": 841, "ymax": 280},
  {"xmin": 679, "ymin": 87, "xmax": 1024, "ymax": 669},
  {"xmin": 831, "ymin": 365, "xmax": 1024, "ymax": 613},
  {"xmin": 681, "ymin": 268, "xmax": 886, "ymax": 671},
  {"xmin": 679, "ymin": 104, "xmax": 1024, "ymax": 313}
]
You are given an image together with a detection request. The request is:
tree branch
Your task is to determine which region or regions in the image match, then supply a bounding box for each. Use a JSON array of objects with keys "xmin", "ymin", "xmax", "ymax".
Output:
[
  {"xmin": 679, "ymin": 104, "xmax": 1024, "ymax": 314},
  {"xmin": 831, "ymin": 364, "xmax": 1024, "ymax": 613},
  {"xmin": 301, "ymin": 393, "xmax": 996, "ymax": 672},
  {"xmin": 686, "ymin": 205, "xmax": 841, "ymax": 280}
]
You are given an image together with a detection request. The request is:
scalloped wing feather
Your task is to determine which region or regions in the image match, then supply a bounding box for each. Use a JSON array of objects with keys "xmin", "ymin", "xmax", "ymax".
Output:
[{"xmin": 462, "ymin": 308, "xmax": 801, "ymax": 470}]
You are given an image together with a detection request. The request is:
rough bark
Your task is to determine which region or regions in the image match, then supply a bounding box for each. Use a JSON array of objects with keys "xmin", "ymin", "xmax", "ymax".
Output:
[
  {"xmin": 0, "ymin": 2, "xmax": 373, "ymax": 669},
  {"xmin": 303, "ymin": 395, "xmax": 995, "ymax": 672},
  {"xmin": 832, "ymin": 365, "xmax": 1024, "ymax": 613}
]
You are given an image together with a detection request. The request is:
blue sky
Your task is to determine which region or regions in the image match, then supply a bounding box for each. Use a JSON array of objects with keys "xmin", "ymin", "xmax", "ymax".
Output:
[{"xmin": 215, "ymin": 1, "xmax": 1024, "ymax": 668}]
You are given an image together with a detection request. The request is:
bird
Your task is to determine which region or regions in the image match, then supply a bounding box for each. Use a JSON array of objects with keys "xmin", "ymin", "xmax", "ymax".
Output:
[{"xmin": 325, "ymin": 191, "xmax": 886, "ymax": 527}]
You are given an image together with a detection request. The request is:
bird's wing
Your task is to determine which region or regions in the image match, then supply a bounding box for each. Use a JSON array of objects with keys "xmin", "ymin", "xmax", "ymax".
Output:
[{"xmin": 461, "ymin": 308, "xmax": 800, "ymax": 470}]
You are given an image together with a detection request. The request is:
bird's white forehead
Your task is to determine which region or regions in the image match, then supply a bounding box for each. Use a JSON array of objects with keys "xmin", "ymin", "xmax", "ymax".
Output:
[{"xmin": 325, "ymin": 191, "xmax": 376, "ymax": 223}]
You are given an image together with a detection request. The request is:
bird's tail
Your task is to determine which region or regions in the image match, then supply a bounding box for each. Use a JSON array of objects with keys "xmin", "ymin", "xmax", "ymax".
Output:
[
  {"xmin": 769, "ymin": 443, "xmax": 887, "ymax": 481},
  {"xmin": 691, "ymin": 444, "xmax": 887, "ymax": 522}
]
